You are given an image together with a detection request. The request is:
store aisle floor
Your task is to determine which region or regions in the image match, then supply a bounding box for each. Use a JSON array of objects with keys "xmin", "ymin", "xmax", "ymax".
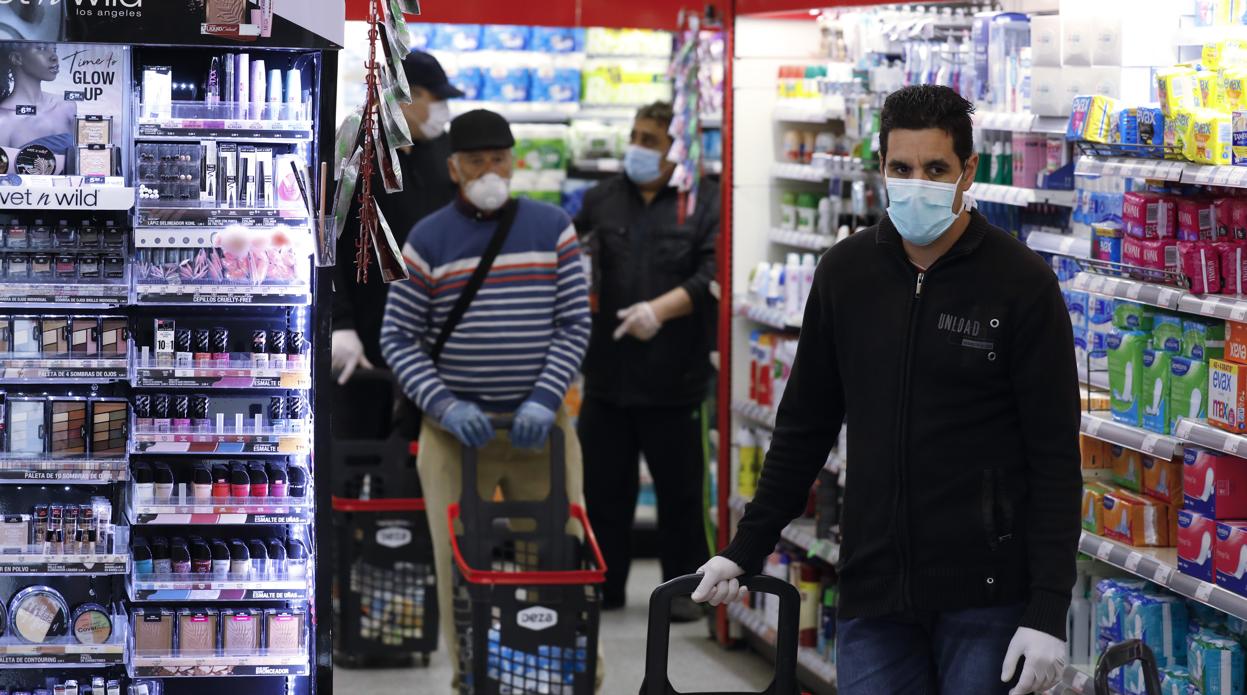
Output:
[{"xmin": 333, "ymin": 559, "xmax": 776, "ymax": 693}]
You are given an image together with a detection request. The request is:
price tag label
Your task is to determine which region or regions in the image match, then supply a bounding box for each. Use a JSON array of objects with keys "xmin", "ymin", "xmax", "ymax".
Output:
[
  {"xmin": 1125, "ymin": 552, "xmax": 1144, "ymax": 571},
  {"xmin": 1228, "ymin": 436, "xmax": 1243, "ymax": 455},
  {"xmin": 1232, "ymin": 304, "xmax": 1247, "ymax": 322},
  {"xmin": 1154, "ymin": 564, "xmax": 1174, "ymax": 586},
  {"xmin": 1232, "ymin": 167, "xmax": 1247, "ymax": 187},
  {"xmin": 1141, "ymin": 435, "xmax": 1162, "ymax": 455},
  {"xmin": 1126, "ymin": 283, "xmax": 1144, "ymax": 300},
  {"xmin": 1196, "ymin": 582, "xmax": 1216, "ymax": 602},
  {"xmin": 1085, "ymin": 418, "xmax": 1103, "ymax": 437},
  {"xmin": 1215, "ymin": 168, "xmax": 1234, "ymax": 186},
  {"xmin": 1097, "ymin": 540, "xmax": 1113, "ymax": 560},
  {"xmin": 1176, "ymin": 419, "xmax": 1195, "ymax": 439}
]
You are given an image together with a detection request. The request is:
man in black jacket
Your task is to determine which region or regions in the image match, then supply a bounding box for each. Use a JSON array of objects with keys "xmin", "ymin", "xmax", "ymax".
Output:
[
  {"xmin": 331, "ymin": 51, "xmax": 462, "ymax": 437},
  {"xmin": 693, "ymin": 86, "xmax": 1081, "ymax": 695},
  {"xmin": 574, "ymin": 102, "xmax": 719, "ymax": 619}
]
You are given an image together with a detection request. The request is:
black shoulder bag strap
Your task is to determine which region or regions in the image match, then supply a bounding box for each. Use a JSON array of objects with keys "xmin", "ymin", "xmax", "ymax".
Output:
[{"xmin": 430, "ymin": 200, "xmax": 519, "ymax": 363}]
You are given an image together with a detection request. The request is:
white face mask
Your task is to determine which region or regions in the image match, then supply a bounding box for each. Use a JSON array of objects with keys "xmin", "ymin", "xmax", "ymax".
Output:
[
  {"xmin": 419, "ymin": 101, "xmax": 451, "ymax": 139},
  {"xmin": 463, "ymin": 172, "xmax": 510, "ymax": 212}
]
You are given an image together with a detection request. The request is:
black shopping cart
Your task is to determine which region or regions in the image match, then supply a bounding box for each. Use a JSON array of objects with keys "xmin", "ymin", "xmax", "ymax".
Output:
[
  {"xmin": 1095, "ymin": 640, "xmax": 1162, "ymax": 695},
  {"xmin": 449, "ymin": 425, "xmax": 607, "ymax": 695},
  {"xmin": 640, "ymin": 574, "xmax": 801, "ymax": 695},
  {"xmin": 331, "ymin": 369, "xmax": 438, "ymax": 668}
]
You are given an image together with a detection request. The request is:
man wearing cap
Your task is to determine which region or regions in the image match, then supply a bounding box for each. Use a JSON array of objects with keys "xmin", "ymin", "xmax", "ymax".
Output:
[
  {"xmin": 332, "ymin": 50, "xmax": 464, "ymax": 410},
  {"xmin": 381, "ymin": 110, "xmax": 594, "ymax": 687}
]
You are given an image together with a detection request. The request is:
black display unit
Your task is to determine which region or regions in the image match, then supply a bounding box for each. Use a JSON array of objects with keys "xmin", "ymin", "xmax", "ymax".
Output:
[{"xmin": 0, "ymin": 4, "xmax": 342, "ymax": 694}]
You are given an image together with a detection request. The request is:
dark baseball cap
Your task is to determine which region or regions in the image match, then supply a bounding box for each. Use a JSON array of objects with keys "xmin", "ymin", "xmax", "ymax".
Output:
[
  {"xmin": 449, "ymin": 110, "xmax": 515, "ymax": 153},
  {"xmin": 402, "ymin": 50, "xmax": 464, "ymax": 100}
]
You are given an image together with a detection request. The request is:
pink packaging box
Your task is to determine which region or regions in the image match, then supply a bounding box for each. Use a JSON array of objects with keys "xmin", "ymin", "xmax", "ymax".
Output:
[
  {"xmin": 1215, "ymin": 521, "xmax": 1247, "ymax": 595},
  {"xmin": 1216, "ymin": 198, "xmax": 1237, "ymax": 241},
  {"xmin": 1124, "ymin": 191, "xmax": 1177, "ymax": 240},
  {"xmin": 1184, "ymin": 446, "xmax": 1247, "ymax": 518},
  {"xmin": 1179, "ymin": 198, "xmax": 1215, "ymax": 241},
  {"xmin": 1178, "ymin": 510, "xmax": 1218, "ymax": 582},
  {"xmin": 1219, "ymin": 241, "xmax": 1247, "ymax": 295},
  {"xmin": 1234, "ymin": 199, "xmax": 1247, "ymax": 240},
  {"xmin": 1179, "ymin": 240, "xmax": 1223, "ymax": 293}
]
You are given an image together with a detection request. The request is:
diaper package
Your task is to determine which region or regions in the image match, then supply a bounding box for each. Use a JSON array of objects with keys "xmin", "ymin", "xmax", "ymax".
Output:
[
  {"xmin": 1171, "ymin": 357, "xmax": 1210, "ymax": 434},
  {"xmin": 1112, "ymin": 445, "xmax": 1145, "ymax": 491},
  {"xmin": 1184, "ymin": 447, "xmax": 1247, "ymax": 518},
  {"xmin": 1184, "ymin": 319, "xmax": 1226, "ymax": 361},
  {"xmin": 1083, "ymin": 482, "xmax": 1114, "ymax": 533},
  {"xmin": 1155, "ymin": 314, "xmax": 1185, "ymax": 354},
  {"xmin": 1189, "ymin": 630, "xmax": 1247, "ymax": 694},
  {"xmin": 1210, "ymin": 358, "xmax": 1247, "ymax": 432},
  {"xmin": 1115, "ymin": 301, "xmax": 1156, "ymax": 331},
  {"xmin": 1144, "ymin": 455, "xmax": 1183, "ymax": 505},
  {"xmin": 1124, "ymin": 591, "xmax": 1189, "ymax": 666},
  {"xmin": 1103, "ymin": 487, "xmax": 1171, "ymax": 546},
  {"xmin": 1109, "ymin": 331, "xmax": 1148, "ymax": 426},
  {"xmin": 1144, "ymin": 350, "xmax": 1174, "ymax": 434},
  {"xmin": 1179, "ymin": 509, "xmax": 1219, "ymax": 582}
]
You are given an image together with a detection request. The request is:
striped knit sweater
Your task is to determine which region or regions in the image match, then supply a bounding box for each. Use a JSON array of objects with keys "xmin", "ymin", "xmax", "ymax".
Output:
[{"xmin": 381, "ymin": 197, "xmax": 592, "ymax": 420}]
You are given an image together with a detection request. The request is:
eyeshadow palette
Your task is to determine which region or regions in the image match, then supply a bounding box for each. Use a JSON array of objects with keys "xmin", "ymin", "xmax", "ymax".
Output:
[
  {"xmin": 0, "ymin": 397, "xmax": 130, "ymax": 457},
  {"xmin": 10, "ymin": 317, "xmax": 38, "ymax": 355},
  {"xmin": 99, "ymin": 318, "xmax": 128, "ymax": 357},
  {"xmin": 7, "ymin": 398, "xmax": 45, "ymax": 455},
  {"xmin": 49, "ymin": 399, "xmax": 87, "ymax": 456},
  {"xmin": 70, "ymin": 317, "xmax": 98, "ymax": 355},
  {"xmin": 90, "ymin": 400, "xmax": 129, "ymax": 456}
]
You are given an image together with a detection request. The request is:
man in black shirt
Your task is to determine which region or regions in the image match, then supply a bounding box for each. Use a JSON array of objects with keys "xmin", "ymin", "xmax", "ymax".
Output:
[
  {"xmin": 693, "ymin": 86, "xmax": 1081, "ymax": 695},
  {"xmin": 574, "ymin": 102, "xmax": 719, "ymax": 620},
  {"xmin": 332, "ymin": 51, "xmax": 462, "ymax": 436}
]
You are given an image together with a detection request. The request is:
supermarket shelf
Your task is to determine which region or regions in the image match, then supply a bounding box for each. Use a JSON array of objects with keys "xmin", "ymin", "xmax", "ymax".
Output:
[
  {"xmin": 130, "ymin": 574, "xmax": 308, "ymax": 602},
  {"xmin": 701, "ymin": 113, "xmax": 723, "ymax": 128},
  {"xmin": 132, "ymin": 429, "xmax": 311, "ymax": 456},
  {"xmin": 729, "ymin": 496, "xmax": 839, "ymax": 565},
  {"xmin": 0, "ymin": 183, "xmax": 135, "ymax": 212},
  {"xmin": 968, "ymin": 183, "xmax": 1076, "ymax": 208},
  {"xmin": 134, "ymin": 364, "xmax": 311, "ymax": 390},
  {"xmin": 1075, "ymin": 157, "xmax": 1187, "ymax": 183},
  {"xmin": 136, "ymin": 119, "xmax": 313, "ymax": 143},
  {"xmin": 732, "ymin": 399, "xmax": 776, "ymax": 429},
  {"xmin": 773, "ymin": 100, "xmax": 844, "ymax": 123},
  {"xmin": 1025, "ymin": 230, "xmax": 1091, "ymax": 259},
  {"xmin": 1071, "ymin": 272, "xmax": 1185, "ymax": 311},
  {"xmin": 727, "ymin": 603, "xmax": 837, "ymax": 695},
  {"xmin": 770, "ymin": 162, "xmax": 828, "ymax": 182},
  {"xmin": 1081, "ymin": 531, "xmax": 1247, "ymax": 621},
  {"xmin": 129, "ymin": 497, "xmax": 313, "ymax": 526},
  {"xmin": 0, "ymin": 456, "xmax": 128, "ymax": 484},
  {"xmin": 733, "ymin": 298, "xmax": 802, "ymax": 331},
  {"xmin": 129, "ymin": 653, "xmax": 309, "ymax": 678},
  {"xmin": 0, "ymin": 357, "xmax": 128, "ymax": 384},
  {"xmin": 817, "ymin": 154, "xmax": 875, "ymax": 180},
  {"xmin": 1060, "ymin": 664, "xmax": 1094, "ymax": 695},
  {"xmin": 135, "ymin": 205, "xmax": 309, "ymax": 228},
  {"xmin": 135, "ymin": 284, "xmax": 311, "ymax": 307},
  {"xmin": 571, "ymin": 158, "xmax": 622, "ymax": 173},
  {"xmin": 768, "ymin": 228, "xmax": 833, "ymax": 251},
  {"xmin": 1175, "ymin": 418, "xmax": 1247, "ymax": 457},
  {"xmin": 1177, "ymin": 294, "xmax": 1247, "ymax": 322},
  {"xmin": 0, "ymin": 638, "xmax": 125, "ymax": 668},
  {"xmin": 0, "ymin": 283, "xmax": 128, "ymax": 308},
  {"xmin": 1078, "ymin": 365, "xmax": 1110, "ymax": 392},
  {"xmin": 0, "ymin": 552, "xmax": 128, "ymax": 576},
  {"xmin": 973, "ymin": 111, "xmax": 1037, "ymax": 132},
  {"xmin": 1080, "ymin": 412, "xmax": 1181, "ymax": 460}
]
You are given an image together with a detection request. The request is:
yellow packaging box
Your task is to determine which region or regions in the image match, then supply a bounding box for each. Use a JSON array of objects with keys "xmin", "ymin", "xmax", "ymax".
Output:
[
  {"xmin": 1080, "ymin": 434, "xmax": 1111, "ymax": 470},
  {"xmin": 1223, "ymin": 68, "xmax": 1247, "ymax": 113},
  {"xmin": 1158, "ymin": 68, "xmax": 1199, "ymax": 117},
  {"xmin": 1110, "ymin": 444, "xmax": 1143, "ymax": 491},
  {"xmin": 1082, "ymin": 482, "xmax": 1114, "ymax": 534},
  {"xmin": 1103, "ymin": 487, "xmax": 1172, "ymax": 547},
  {"xmin": 1190, "ymin": 109, "xmax": 1233, "ymax": 165},
  {"xmin": 1142, "ymin": 456, "xmax": 1184, "ymax": 506}
]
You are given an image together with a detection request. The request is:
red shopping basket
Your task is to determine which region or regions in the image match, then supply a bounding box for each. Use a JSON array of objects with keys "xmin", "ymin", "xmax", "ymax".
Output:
[
  {"xmin": 641, "ymin": 574, "xmax": 802, "ymax": 695},
  {"xmin": 448, "ymin": 426, "xmax": 607, "ymax": 695}
]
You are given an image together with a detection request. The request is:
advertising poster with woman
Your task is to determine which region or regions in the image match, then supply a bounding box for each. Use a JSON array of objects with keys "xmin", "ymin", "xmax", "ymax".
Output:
[{"xmin": 0, "ymin": 42, "xmax": 126, "ymax": 177}]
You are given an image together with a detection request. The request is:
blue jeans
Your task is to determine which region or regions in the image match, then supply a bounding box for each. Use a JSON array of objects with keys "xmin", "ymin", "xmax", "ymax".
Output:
[{"xmin": 835, "ymin": 604, "xmax": 1025, "ymax": 695}]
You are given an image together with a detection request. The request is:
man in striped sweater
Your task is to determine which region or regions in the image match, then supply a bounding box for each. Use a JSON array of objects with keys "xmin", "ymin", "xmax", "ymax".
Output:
[{"xmin": 380, "ymin": 110, "xmax": 594, "ymax": 687}]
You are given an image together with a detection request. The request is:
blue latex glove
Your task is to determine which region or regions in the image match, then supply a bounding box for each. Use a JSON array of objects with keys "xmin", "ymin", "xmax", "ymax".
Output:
[
  {"xmin": 511, "ymin": 401, "xmax": 557, "ymax": 450},
  {"xmin": 440, "ymin": 401, "xmax": 495, "ymax": 448}
]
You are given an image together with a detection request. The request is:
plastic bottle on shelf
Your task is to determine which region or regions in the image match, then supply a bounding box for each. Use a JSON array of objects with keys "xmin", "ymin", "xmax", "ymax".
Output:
[
  {"xmin": 836, "ymin": 225, "xmax": 851, "ymax": 245},
  {"xmin": 817, "ymin": 197, "xmax": 834, "ymax": 237},
  {"xmin": 989, "ymin": 137, "xmax": 1003, "ymax": 185},
  {"xmin": 766, "ymin": 263, "xmax": 784, "ymax": 309},
  {"xmin": 750, "ymin": 262, "xmax": 770, "ymax": 304},
  {"xmin": 1002, "ymin": 140, "xmax": 1014, "ymax": 186},
  {"xmin": 737, "ymin": 427, "xmax": 759, "ymax": 497},
  {"xmin": 781, "ymin": 192, "xmax": 798, "ymax": 231},
  {"xmin": 1068, "ymin": 572, "xmax": 1091, "ymax": 668},
  {"xmin": 797, "ymin": 193, "xmax": 819, "ymax": 233},
  {"xmin": 784, "ymin": 253, "xmax": 802, "ymax": 319}
]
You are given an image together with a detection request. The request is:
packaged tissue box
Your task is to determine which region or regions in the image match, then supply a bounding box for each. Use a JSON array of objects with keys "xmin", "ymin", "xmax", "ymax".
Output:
[
  {"xmin": 1184, "ymin": 447, "xmax": 1247, "ymax": 518},
  {"xmin": 1211, "ymin": 358, "xmax": 1247, "ymax": 432},
  {"xmin": 1143, "ymin": 455, "xmax": 1183, "ymax": 505},
  {"xmin": 1143, "ymin": 349, "xmax": 1173, "ymax": 434},
  {"xmin": 1179, "ymin": 510, "xmax": 1219, "ymax": 582},
  {"xmin": 1171, "ymin": 357, "xmax": 1209, "ymax": 434},
  {"xmin": 1109, "ymin": 331, "xmax": 1148, "ymax": 426},
  {"xmin": 1111, "ymin": 445, "xmax": 1144, "ymax": 491}
]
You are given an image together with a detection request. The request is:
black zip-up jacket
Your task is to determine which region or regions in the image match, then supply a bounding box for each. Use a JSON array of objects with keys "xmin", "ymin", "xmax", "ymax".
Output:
[
  {"xmin": 721, "ymin": 211, "xmax": 1082, "ymax": 640},
  {"xmin": 573, "ymin": 176, "xmax": 719, "ymax": 407}
]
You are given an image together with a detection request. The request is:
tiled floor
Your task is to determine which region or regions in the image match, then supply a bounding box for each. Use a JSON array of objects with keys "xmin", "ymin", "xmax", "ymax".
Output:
[{"xmin": 333, "ymin": 559, "xmax": 776, "ymax": 693}]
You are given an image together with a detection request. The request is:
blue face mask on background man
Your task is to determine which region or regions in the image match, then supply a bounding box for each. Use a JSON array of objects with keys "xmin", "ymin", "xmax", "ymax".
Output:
[
  {"xmin": 885, "ymin": 169, "xmax": 972, "ymax": 246},
  {"xmin": 623, "ymin": 144, "xmax": 664, "ymax": 185}
]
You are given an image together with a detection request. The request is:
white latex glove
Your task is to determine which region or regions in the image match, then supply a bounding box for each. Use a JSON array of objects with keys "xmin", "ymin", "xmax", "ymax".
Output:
[
  {"xmin": 1001, "ymin": 627, "xmax": 1067, "ymax": 695},
  {"xmin": 690, "ymin": 556, "xmax": 747, "ymax": 606},
  {"xmin": 332, "ymin": 329, "xmax": 374, "ymax": 385},
  {"xmin": 613, "ymin": 302, "xmax": 662, "ymax": 342}
]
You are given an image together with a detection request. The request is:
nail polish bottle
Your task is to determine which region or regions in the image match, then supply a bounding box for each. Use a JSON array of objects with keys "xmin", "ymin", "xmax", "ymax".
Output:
[
  {"xmin": 230, "ymin": 464, "xmax": 250, "ymax": 498},
  {"xmin": 154, "ymin": 465, "xmax": 175, "ymax": 502},
  {"xmin": 210, "ymin": 539, "xmax": 230, "ymax": 578},
  {"xmin": 133, "ymin": 542, "xmax": 153, "ymax": 575},
  {"xmin": 266, "ymin": 462, "xmax": 288, "ymax": 498},
  {"xmin": 247, "ymin": 462, "xmax": 268, "ymax": 498},
  {"xmin": 151, "ymin": 537, "xmax": 171, "ymax": 574},
  {"xmin": 286, "ymin": 539, "xmax": 306, "ymax": 579},
  {"xmin": 248, "ymin": 538, "xmax": 269, "ymax": 578},
  {"xmin": 190, "ymin": 540, "xmax": 212, "ymax": 574},
  {"xmin": 171, "ymin": 541, "xmax": 191, "ymax": 574},
  {"xmin": 134, "ymin": 463, "xmax": 154, "ymax": 502},
  {"xmin": 211, "ymin": 463, "xmax": 230, "ymax": 499},
  {"xmin": 191, "ymin": 466, "xmax": 212, "ymax": 501},
  {"xmin": 266, "ymin": 537, "xmax": 287, "ymax": 577},
  {"xmin": 287, "ymin": 465, "xmax": 306, "ymax": 498},
  {"xmin": 229, "ymin": 539, "xmax": 250, "ymax": 577}
]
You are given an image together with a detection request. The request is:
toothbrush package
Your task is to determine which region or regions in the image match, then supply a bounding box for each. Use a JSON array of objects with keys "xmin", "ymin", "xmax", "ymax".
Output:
[
  {"xmin": 1178, "ymin": 510, "xmax": 1218, "ymax": 583},
  {"xmin": 1184, "ymin": 447, "xmax": 1247, "ymax": 519}
]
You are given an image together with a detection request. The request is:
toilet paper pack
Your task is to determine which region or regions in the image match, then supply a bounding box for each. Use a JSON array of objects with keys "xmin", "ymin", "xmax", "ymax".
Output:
[
  {"xmin": 1109, "ymin": 330, "xmax": 1148, "ymax": 426},
  {"xmin": 1179, "ymin": 510, "xmax": 1218, "ymax": 582},
  {"xmin": 1210, "ymin": 358, "xmax": 1247, "ymax": 433},
  {"xmin": 1171, "ymin": 357, "xmax": 1209, "ymax": 434},
  {"xmin": 1143, "ymin": 349, "xmax": 1173, "ymax": 434},
  {"xmin": 1184, "ymin": 447, "xmax": 1247, "ymax": 519}
]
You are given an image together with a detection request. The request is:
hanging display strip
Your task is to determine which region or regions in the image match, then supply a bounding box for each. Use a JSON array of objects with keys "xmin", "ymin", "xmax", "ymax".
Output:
[
  {"xmin": 1071, "ymin": 272, "xmax": 1186, "ymax": 311},
  {"xmin": 1175, "ymin": 417, "xmax": 1247, "ymax": 457},
  {"xmin": 132, "ymin": 433, "xmax": 311, "ymax": 456},
  {"xmin": 1080, "ymin": 531, "xmax": 1247, "ymax": 621},
  {"xmin": 973, "ymin": 110, "xmax": 1038, "ymax": 132},
  {"xmin": 0, "ymin": 358, "xmax": 128, "ymax": 384},
  {"xmin": 129, "ymin": 499, "xmax": 313, "ymax": 526},
  {"xmin": 1080, "ymin": 412, "xmax": 1181, "ymax": 460},
  {"xmin": 136, "ymin": 121, "xmax": 314, "ymax": 142},
  {"xmin": 733, "ymin": 299, "xmax": 802, "ymax": 331},
  {"xmin": 0, "ymin": 457, "xmax": 129, "ymax": 484},
  {"xmin": 1025, "ymin": 230, "xmax": 1091, "ymax": 259},
  {"xmin": 768, "ymin": 228, "xmax": 834, "ymax": 252},
  {"xmin": 0, "ymin": 641, "xmax": 126, "ymax": 668},
  {"xmin": 135, "ymin": 285, "xmax": 312, "ymax": 307},
  {"xmin": 0, "ymin": 185, "xmax": 136, "ymax": 212},
  {"xmin": 967, "ymin": 183, "xmax": 1076, "ymax": 208},
  {"xmin": 130, "ymin": 577, "xmax": 309, "ymax": 602},
  {"xmin": 0, "ymin": 284, "xmax": 128, "ymax": 308},
  {"xmin": 135, "ymin": 366, "xmax": 311, "ymax": 390},
  {"xmin": 129, "ymin": 653, "xmax": 311, "ymax": 678},
  {"xmin": 769, "ymin": 162, "xmax": 829, "ymax": 183},
  {"xmin": 136, "ymin": 208, "xmax": 310, "ymax": 228}
]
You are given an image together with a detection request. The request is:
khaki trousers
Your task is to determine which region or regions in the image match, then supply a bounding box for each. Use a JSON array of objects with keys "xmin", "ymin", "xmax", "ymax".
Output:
[{"xmin": 418, "ymin": 410, "xmax": 604, "ymax": 690}]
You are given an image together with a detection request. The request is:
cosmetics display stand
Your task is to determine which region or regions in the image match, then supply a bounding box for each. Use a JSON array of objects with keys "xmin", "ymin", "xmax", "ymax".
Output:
[{"xmin": 0, "ymin": 6, "xmax": 340, "ymax": 693}]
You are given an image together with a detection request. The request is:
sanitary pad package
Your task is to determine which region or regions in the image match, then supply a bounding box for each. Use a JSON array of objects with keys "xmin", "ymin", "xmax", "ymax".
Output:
[
  {"xmin": 1143, "ymin": 349, "xmax": 1174, "ymax": 434},
  {"xmin": 1109, "ymin": 330, "xmax": 1148, "ymax": 426},
  {"xmin": 1184, "ymin": 319, "xmax": 1225, "ymax": 361},
  {"xmin": 1115, "ymin": 301, "xmax": 1156, "ymax": 331},
  {"xmin": 1171, "ymin": 357, "xmax": 1210, "ymax": 434},
  {"xmin": 1211, "ymin": 358, "xmax": 1247, "ymax": 432},
  {"xmin": 1155, "ymin": 314, "xmax": 1185, "ymax": 354},
  {"xmin": 1112, "ymin": 445, "xmax": 1144, "ymax": 491},
  {"xmin": 1189, "ymin": 630, "xmax": 1246, "ymax": 695},
  {"xmin": 1123, "ymin": 591, "xmax": 1189, "ymax": 666},
  {"xmin": 1178, "ymin": 509, "xmax": 1218, "ymax": 582},
  {"xmin": 1103, "ymin": 487, "xmax": 1171, "ymax": 546},
  {"xmin": 1083, "ymin": 482, "xmax": 1114, "ymax": 534},
  {"xmin": 1143, "ymin": 455, "xmax": 1183, "ymax": 505},
  {"xmin": 1184, "ymin": 447, "xmax": 1247, "ymax": 519}
]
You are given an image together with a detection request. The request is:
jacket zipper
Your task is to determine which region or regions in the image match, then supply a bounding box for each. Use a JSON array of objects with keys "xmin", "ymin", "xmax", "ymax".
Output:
[{"xmin": 894, "ymin": 270, "xmax": 925, "ymax": 609}]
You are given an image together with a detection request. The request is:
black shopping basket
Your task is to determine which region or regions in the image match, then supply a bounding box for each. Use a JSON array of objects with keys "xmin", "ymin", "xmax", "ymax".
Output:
[
  {"xmin": 640, "ymin": 574, "xmax": 801, "ymax": 695},
  {"xmin": 449, "ymin": 425, "xmax": 607, "ymax": 695},
  {"xmin": 1095, "ymin": 640, "xmax": 1162, "ymax": 695}
]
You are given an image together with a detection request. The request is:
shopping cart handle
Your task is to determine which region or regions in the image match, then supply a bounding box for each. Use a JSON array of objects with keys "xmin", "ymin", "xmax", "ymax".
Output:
[{"xmin": 641, "ymin": 574, "xmax": 800, "ymax": 695}]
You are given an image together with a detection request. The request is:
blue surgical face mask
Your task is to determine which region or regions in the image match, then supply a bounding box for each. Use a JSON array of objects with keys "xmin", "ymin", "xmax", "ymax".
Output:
[
  {"xmin": 885, "ymin": 170, "xmax": 969, "ymax": 246},
  {"xmin": 623, "ymin": 144, "xmax": 664, "ymax": 184}
]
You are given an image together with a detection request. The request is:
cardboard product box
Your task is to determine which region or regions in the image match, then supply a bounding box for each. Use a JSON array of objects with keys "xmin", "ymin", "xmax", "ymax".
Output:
[
  {"xmin": 1032, "ymin": 14, "xmax": 1061, "ymax": 68},
  {"xmin": 1083, "ymin": 482, "xmax": 1114, "ymax": 534},
  {"xmin": 1215, "ymin": 521, "xmax": 1247, "ymax": 596},
  {"xmin": 1031, "ymin": 67, "xmax": 1067, "ymax": 118},
  {"xmin": 1227, "ymin": 321, "xmax": 1247, "ymax": 365},
  {"xmin": 1102, "ymin": 488, "xmax": 1171, "ymax": 547},
  {"xmin": 1110, "ymin": 445, "xmax": 1144, "ymax": 491},
  {"xmin": 1142, "ymin": 455, "xmax": 1183, "ymax": 506},
  {"xmin": 1210, "ymin": 358, "xmax": 1247, "ymax": 433},
  {"xmin": 1061, "ymin": 15, "xmax": 1093, "ymax": 67},
  {"xmin": 1183, "ymin": 446, "xmax": 1247, "ymax": 518},
  {"xmin": 1178, "ymin": 510, "xmax": 1218, "ymax": 583},
  {"xmin": 1081, "ymin": 434, "xmax": 1111, "ymax": 470}
]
